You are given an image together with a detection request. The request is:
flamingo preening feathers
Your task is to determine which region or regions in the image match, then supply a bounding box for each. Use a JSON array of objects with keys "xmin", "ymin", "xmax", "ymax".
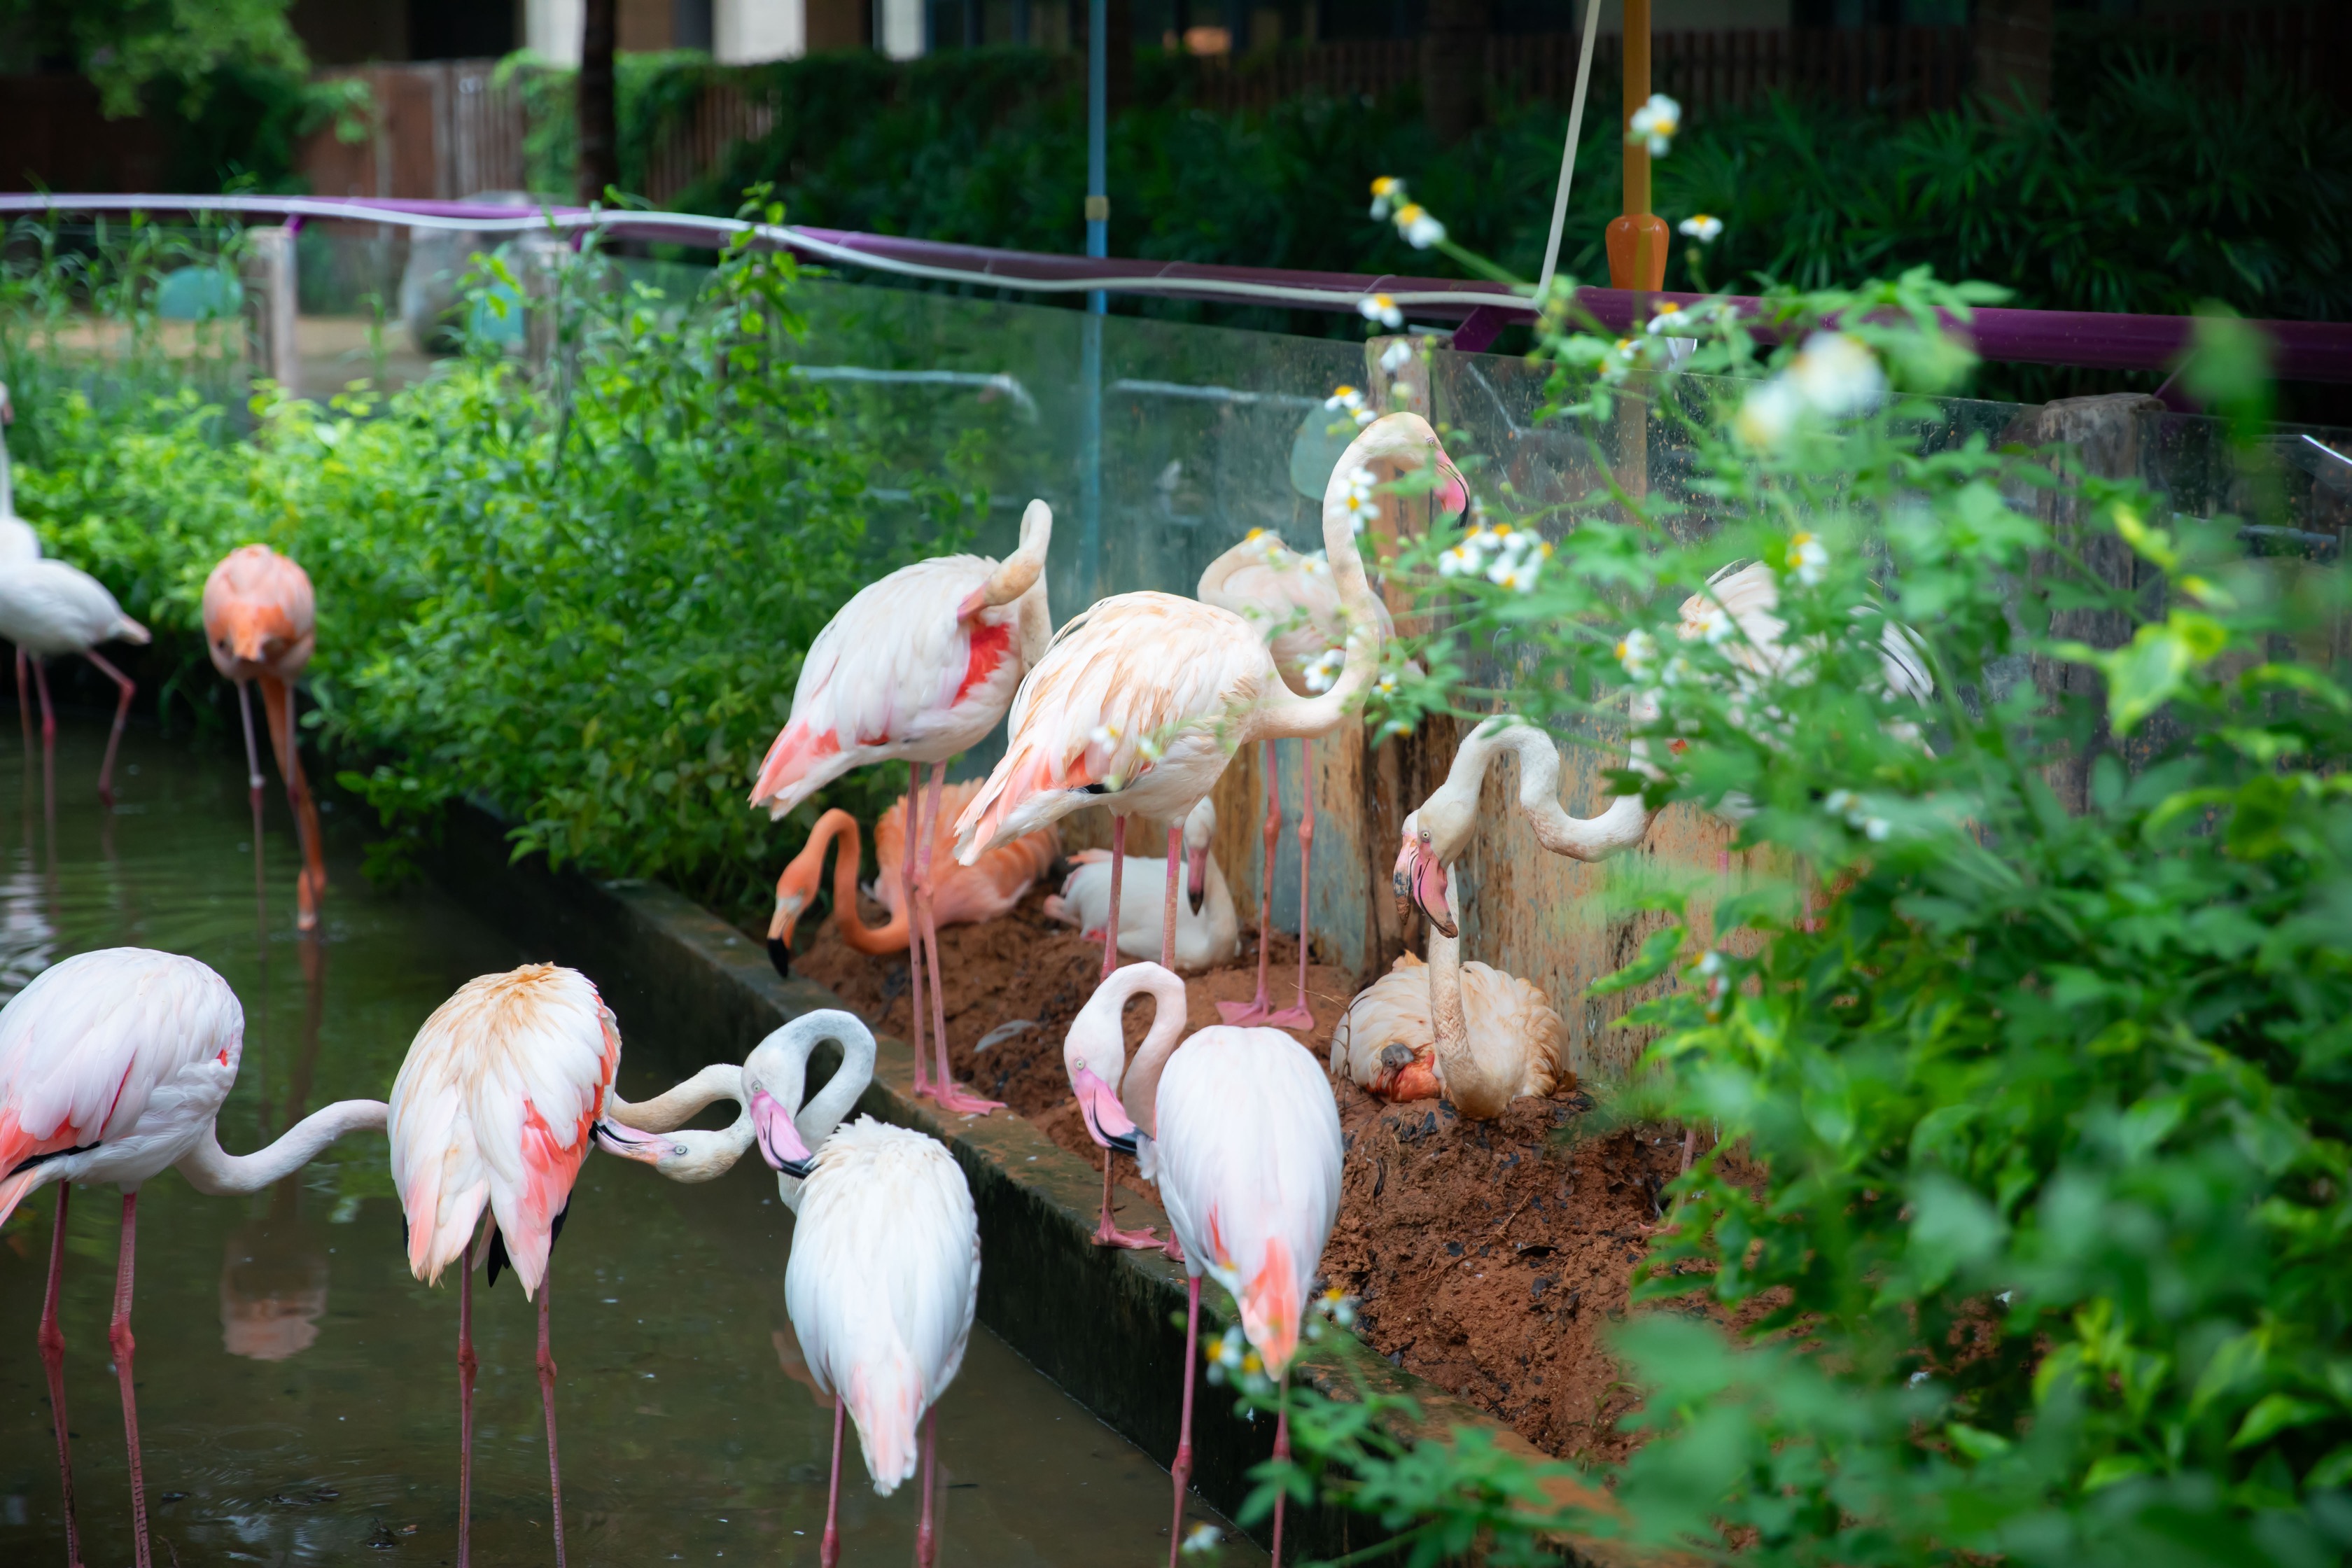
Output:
[
  {"xmin": 1042, "ymin": 797, "xmax": 1240, "ymax": 973},
  {"xmin": 767, "ymin": 779, "xmax": 1061, "ymax": 976},
  {"xmin": 750, "ymin": 500, "xmax": 1054, "ymax": 1117},
  {"xmin": 0, "ymin": 947, "xmax": 389, "ymax": 1568},
  {"xmin": 1063, "ymin": 962, "xmax": 1341, "ymax": 1568},
  {"xmin": 955, "ymin": 414, "xmax": 1464, "ymax": 999},
  {"xmin": 202, "ymin": 543, "xmax": 328, "ymax": 929}
]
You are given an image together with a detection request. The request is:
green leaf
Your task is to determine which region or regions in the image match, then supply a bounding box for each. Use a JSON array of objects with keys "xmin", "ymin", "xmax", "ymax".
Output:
[{"xmin": 2232, "ymin": 1394, "xmax": 2332, "ymax": 1450}]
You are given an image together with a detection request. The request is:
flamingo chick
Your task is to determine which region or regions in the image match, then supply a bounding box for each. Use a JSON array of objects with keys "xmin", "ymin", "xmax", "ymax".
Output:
[
  {"xmin": 0, "ymin": 948, "xmax": 389, "ymax": 1568},
  {"xmin": 202, "ymin": 544, "xmax": 328, "ymax": 929},
  {"xmin": 0, "ymin": 559, "xmax": 148, "ymax": 803},
  {"xmin": 1067, "ymin": 962, "xmax": 1341, "ymax": 1567},
  {"xmin": 955, "ymin": 415, "xmax": 1464, "ymax": 995},
  {"xmin": 750, "ymin": 500, "xmax": 1055, "ymax": 1117},
  {"xmin": 1042, "ymin": 797, "xmax": 1239, "ymax": 974},
  {"xmin": 769, "ymin": 779, "xmax": 1060, "ymax": 977}
]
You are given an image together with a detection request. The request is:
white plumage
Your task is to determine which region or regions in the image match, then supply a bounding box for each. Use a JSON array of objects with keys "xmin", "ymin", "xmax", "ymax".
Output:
[
  {"xmin": 0, "ymin": 379, "xmax": 38, "ymax": 566},
  {"xmin": 783, "ymin": 1115, "xmax": 979, "ymax": 1496},
  {"xmin": 0, "ymin": 560, "xmax": 148, "ymax": 657},
  {"xmin": 1043, "ymin": 798, "xmax": 1240, "ymax": 972}
]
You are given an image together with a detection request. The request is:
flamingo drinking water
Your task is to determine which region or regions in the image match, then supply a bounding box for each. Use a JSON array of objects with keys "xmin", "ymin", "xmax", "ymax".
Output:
[
  {"xmin": 0, "ymin": 947, "xmax": 390, "ymax": 1568},
  {"xmin": 750, "ymin": 500, "xmax": 1054, "ymax": 1116},
  {"xmin": 202, "ymin": 544, "xmax": 329, "ymax": 928}
]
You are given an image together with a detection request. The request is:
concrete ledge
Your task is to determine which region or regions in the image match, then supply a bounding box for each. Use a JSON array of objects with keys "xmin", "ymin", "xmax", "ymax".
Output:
[{"xmin": 425, "ymin": 804, "xmax": 1627, "ymax": 1564}]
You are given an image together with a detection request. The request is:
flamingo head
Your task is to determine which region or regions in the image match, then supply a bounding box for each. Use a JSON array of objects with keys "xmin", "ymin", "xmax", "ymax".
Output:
[
  {"xmin": 1181, "ymin": 797, "xmax": 1216, "ymax": 905},
  {"xmin": 208, "ymin": 598, "xmax": 297, "ymax": 668},
  {"xmin": 593, "ymin": 1119, "xmax": 685, "ymax": 1168},
  {"xmin": 1352, "ymin": 412, "xmax": 1471, "ymax": 522},
  {"xmin": 766, "ymin": 855, "xmax": 825, "ymax": 976},
  {"xmin": 1393, "ymin": 809, "xmax": 1457, "ymax": 938},
  {"xmin": 749, "ymin": 1088, "xmax": 816, "ymax": 1180},
  {"xmin": 1063, "ymin": 1002, "xmax": 1139, "ymax": 1154}
]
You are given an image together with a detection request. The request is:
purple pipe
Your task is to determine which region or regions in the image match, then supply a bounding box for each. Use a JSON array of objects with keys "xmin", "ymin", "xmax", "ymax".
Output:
[{"xmin": 7, "ymin": 192, "xmax": 2350, "ymax": 382}]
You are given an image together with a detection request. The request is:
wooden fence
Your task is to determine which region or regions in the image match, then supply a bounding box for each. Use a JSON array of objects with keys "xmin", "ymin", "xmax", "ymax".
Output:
[
  {"xmin": 640, "ymin": 83, "xmax": 778, "ymax": 206},
  {"xmin": 299, "ymin": 59, "xmax": 531, "ymax": 202}
]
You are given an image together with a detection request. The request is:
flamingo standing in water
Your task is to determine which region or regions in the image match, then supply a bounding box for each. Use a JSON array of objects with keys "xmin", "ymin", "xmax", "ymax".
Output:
[
  {"xmin": 766, "ymin": 780, "xmax": 1060, "ymax": 978},
  {"xmin": 0, "ymin": 947, "xmax": 390, "ymax": 1568},
  {"xmin": 750, "ymin": 500, "xmax": 1055, "ymax": 1116},
  {"xmin": 604, "ymin": 1010, "xmax": 980, "ymax": 1568},
  {"xmin": 0, "ymin": 556, "xmax": 148, "ymax": 803},
  {"xmin": 0, "ymin": 384, "xmax": 46, "ymax": 732},
  {"xmin": 954, "ymin": 414, "xmax": 1462, "ymax": 993},
  {"xmin": 1064, "ymin": 962, "xmax": 1340, "ymax": 1567},
  {"xmin": 1196, "ymin": 530, "xmax": 1397, "ymax": 1028},
  {"xmin": 202, "ymin": 545, "xmax": 329, "ymax": 929}
]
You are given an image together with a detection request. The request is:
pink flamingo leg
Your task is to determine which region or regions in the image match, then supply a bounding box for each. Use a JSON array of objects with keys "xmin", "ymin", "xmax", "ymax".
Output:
[
  {"xmin": 1219, "ymin": 739, "xmax": 1281, "ymax": 1026},
  {"xmin": 1266, "ymin": 742, "xmax": 1317, "ymax": 1030},
  {"xmin": 32, "ymin": 656, "xmax": 55, "ymax": 778},
  {"xmin": 899, "ymin": 774, "xmax": 932, "ymax": 1098},
  {"xmin": 82, "ymin": 649, "xmax": 134, "ymax": 807},
  {"xmin": 917, "ymin": 763, "xmax": 1002, "ymax": 1116},
  {"xmin": 1165, "ymin": 1274, "xmax": 1200, "ymax": 1568},
  {"xmin": 39, "ymin": 1184, "xmax": 83, "ymax": 1568},
  {"xmin": 1092, "ymin": 1150, "xmax": 1159, "ymax": 1250},
  {"xmin": 1160, "ymin": 819, "xmax": 1182, "ymax": 971},
  {"xmin": 456, "ymin": 1235, "xmax": 477, "ymax": 1568},
  {"xmin": 1100, "ymin": 814, "xmax": 1126, "ymax": 979},
  {"xmin": 1270, "ymin": 1375, "xmax": 1292, "ymax": 1568},
  {"xmin": 15, "ymin": 647, "xmax": 29, "ymax": 752},
  {"xmin": 916, "ymin": 1408, "xmax": 939, "ymax": 1567},
  {"xmin": 237, "ymin": 680, "xmax": 267, "ymax": 922},
  {"xmin": 109, "ymin": 1193, "xmax": 152, "ymax": 1568},
  {"xmin": 536, "ymin": 1271, "xmax": 568, "ymax": 1568},
  {"xmin": 818, "ymin": 1398, "xmax": 844, "ymax": 1568}
]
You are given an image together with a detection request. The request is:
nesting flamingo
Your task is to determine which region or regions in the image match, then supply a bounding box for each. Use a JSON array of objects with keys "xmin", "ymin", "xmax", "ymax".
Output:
[
  {"xmin": 1043, "ymin": 797, "xmax": 1240, "ymax": 973},
  {"xmin": 0, "ymin": 556, "xmax": 148, "ymax": 802},
  {"xmin": 767, "ymin": 779, "xmax": 1060, "ymax": 978},
  {"xmin": 954, "ymin": 414, "xmax": 1462, "ymax": 999},
  {"xmin": 750, "ymin": 500, "xmax": 1055, "ymax": 1116},
  {"xmin": 202, "ymin": 545, "xmax": 328, "ymax": 928},
  {"xmin": 0, "ymin": 947, "xmax": 390, "ymax": 1568},
  {"xmin": 1196, "ymin": 529, "xmax": 1396, "ymax": 1028},
  {"xmin": 608, "ymin": 1010, "xmax": 981, "ymax": 1567},
  {"xmin": 1063, "ymin": 962, "xmax": 1341, "ymax": 1568}
]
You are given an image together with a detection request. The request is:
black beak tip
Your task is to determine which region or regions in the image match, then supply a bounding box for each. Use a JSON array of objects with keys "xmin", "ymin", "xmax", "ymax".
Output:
[
  {"xmin": 1105, "ymin": 1130, "xmax": 1139, "ymax": 1157},
  {"xmin": 777, "ymin": 1157, "xmax": 816, "ymax": 1180},
  {"xmin": 766, "ymin": 936, "xmax": 792, "ymax": 979}
]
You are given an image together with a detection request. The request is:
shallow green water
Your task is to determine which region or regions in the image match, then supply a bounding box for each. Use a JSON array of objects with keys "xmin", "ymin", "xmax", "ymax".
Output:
[{"xmin": 0, "ymin": 718, "xmax": 1255, "ymax": 1567}]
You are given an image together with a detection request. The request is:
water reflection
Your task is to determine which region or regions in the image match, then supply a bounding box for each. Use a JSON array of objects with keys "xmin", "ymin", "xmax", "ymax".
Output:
[{"xmin": 222, "ymin": 938, "xmax": 331, "ymax": 1363}]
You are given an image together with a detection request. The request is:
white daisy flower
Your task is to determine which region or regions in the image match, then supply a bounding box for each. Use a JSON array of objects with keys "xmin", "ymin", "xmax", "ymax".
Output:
[
  {"xmin": 1324, "ymin": 382, "xmax": 1375, "ymax": 428},
  {"xmin": 1823, "ymin": 789, "xmax": 1854, "ymax": 815},
  {"xmin": 1788, "ymin": 531, "xmax": 1828, "ymax": 586},
  {"xmin": 1616, "ymin": 628, "xmax": 1660, "ymax": 681},
  {"xmin": 1646, "ymin": 308, "xmax": 1696, "ymax": 336},
  {"xmin": 1368, "ymin": 176, "xmax": 1405, "ymax": 222},
  {"xmin": 1693, "ymin": 603, "xmax": 1735, "ymax": 645},
  {"xmin": 1376, "ymin": 671, "xmax": 1399, "ymax": 694},
  {"xmin": 1788, "ymin": 331, "xmax": 1886, "ymax": 418},
  {"xmin": 1380, "ymin": 337, "xmax": 1415, "ymax": 372},
  {"xmin": 1678, "ymin": 213, "xmax": 1723, "ymax": 242},
  {"xmin": 1088, "ymin": 723, "xmax": 1122, "ymax": 747},
  {"xmin": 1698, "ymin": 950, "xmax": 1725, "ymax": 976},
  {"xmin": 1864, "ymin": 816, "xmax": 1891, "ymax": 842},
  {"xmin": 1734, "ymin": 377, "xmax": 1802, "ymax": 448},
  {"xmin": 1394, "ymin": 202, "xmax": 1446, "ymax": 249},
  {"xmin": 1303, "ymin": 648, "xmax": 1346, "ymax": 694},
  {"xmin": 1358, "ymin": 293, "xmax": 1404, "ymax": 330},
  {"xmin": 1183, "ymin": 1524, "xmax": 1225, "ymax": 1554},
  {"xmin": 1627, "ymin": 93, "xmax": 1683, "ymax": 157}
]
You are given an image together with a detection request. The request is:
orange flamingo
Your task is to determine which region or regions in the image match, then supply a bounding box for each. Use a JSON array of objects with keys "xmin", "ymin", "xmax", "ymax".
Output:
[
  {"xmin": 202, "ymin": 545, "xmax": 327, "ymax": 929},
  {"xmin": 767, "ymin": 779, "xmax": 1060, "ymax": 976}
]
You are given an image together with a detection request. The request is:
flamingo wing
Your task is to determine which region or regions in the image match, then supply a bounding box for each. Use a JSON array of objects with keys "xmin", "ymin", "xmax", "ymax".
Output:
[
  {"xmin": 1151, "ymin": 1027, "xmax": 1342, "ymax": 1378},
  {"xmin": 1329, "ymin": 953, "xmax": 1433, "ymax": 1088},
  {"xmin": 785, "ymin": 1117, "xmax": 979, "ymax": 1494},
  {"xmin": 0, "ymin": 561, "xmax": 146, "ymax": 654},
  {"xmin": 1460, "ymin": 960, "xmax": 1567, "ymax": 1100},
  {"xmin": 0, "ymin": 948, "xmax": 243, "ymax": 1223},
  {"xmin": 953, "ymin": 593, "xmax": 1270, "ymax": 856},
  {"xmin": 751, "ymin": 556, "xmax": 1022, "ymax": 819},
  {"xmin": 388, "ymin": 965, "xmax": 620, "ymax": 1296},
  {"xmin": 201, "ymin": 545, "xmax": 317, "ymax": 678}
]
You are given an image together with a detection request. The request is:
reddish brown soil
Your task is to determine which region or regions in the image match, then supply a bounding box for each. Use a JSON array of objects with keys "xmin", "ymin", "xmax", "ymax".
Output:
[{"xmin": 783, "ymin": 886, "xmax": 1694, "ymax": 1464}]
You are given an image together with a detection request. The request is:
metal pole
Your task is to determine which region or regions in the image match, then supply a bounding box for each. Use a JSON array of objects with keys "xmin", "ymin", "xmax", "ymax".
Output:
[{"xmin": 1080, "ymin": 0, "xmax": 1108, "ymax": 597}]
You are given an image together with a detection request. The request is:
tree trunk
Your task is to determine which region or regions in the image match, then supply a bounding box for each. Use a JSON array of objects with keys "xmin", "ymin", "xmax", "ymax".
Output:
[
  {"xmin": 1973, "ymin": 0, "xmax": 2054, "ymax": 114},
  {"xmin": 578, "ymin": 0, "xmax": 620, "ymax": 204},
  {"xmin": 1424, "ymin": 0, "xmax": 1488, "ymax": 146}
]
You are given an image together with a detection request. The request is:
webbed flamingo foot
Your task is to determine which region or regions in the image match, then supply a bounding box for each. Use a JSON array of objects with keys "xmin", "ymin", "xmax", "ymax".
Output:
[
  {"xmin": 1264, "ymin": 1002, "xmax": 1315, "ymax": 1030},
  {"xmin": 1092, "ymin": 1217, "xmax": 1162, "ymax": 1250},
  {"xmin": 921, "ymin": 1081, "xmax": 1004, "ymax": 1118},
  {"xmin": 1217, "ymin": 992, "xmax": 1273, "ymax": 1026}
]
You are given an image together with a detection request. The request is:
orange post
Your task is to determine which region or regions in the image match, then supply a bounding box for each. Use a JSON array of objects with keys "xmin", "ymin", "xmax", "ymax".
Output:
[{"xmin": 1606, "ymin": 0, "xmax": 1669, "ymax": 293}]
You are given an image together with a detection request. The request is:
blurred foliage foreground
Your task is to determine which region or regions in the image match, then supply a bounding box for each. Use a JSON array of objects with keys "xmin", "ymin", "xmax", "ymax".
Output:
[
  {"xmin": 0, "ymin": 204, "xmax": 967, "ymax": 918},
  {"xmin": 5, "ymin": 194, "xmax": 2352, "ymax": 1567}
]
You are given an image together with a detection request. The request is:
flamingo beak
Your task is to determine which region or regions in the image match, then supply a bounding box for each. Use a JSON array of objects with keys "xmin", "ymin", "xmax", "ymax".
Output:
[
  {"xmin": 767, "ymin": 886, "xmax": 808, "ymax": 976},
  {"xmin": 592, "ymin": 1120, "xmax": 678, "ymax": 1166},
  {"xmin": 1434, "ymin": 453, "xmax": 1469, "ymax": 519},
  {"xmin": 1392, "ymin": 836, "xmax": 1455, "ymax": 938},
  {"xmin": 1186, "ymin": 841, "xmax": 1208, "ymax": 905},
  {"xmin": 1071, "ymin": 1065, "xmax": 1138, "ymax": 1155},
  {"xmin": 752, "ymin": 1089, "xmax": 816, "ymax": 1179}
]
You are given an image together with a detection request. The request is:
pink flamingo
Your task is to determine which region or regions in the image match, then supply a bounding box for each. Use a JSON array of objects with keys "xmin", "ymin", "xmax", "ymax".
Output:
[
  {"xmin": 1064, "ymin": 962, "xmax": 1342, "ymax": 1568},
  {"xmin": 766, "ymin": 779, "xmax": 1060, "ymax": 977},
  {"xmin": 202, "ymin": 544, "xmax": 328, "ymax": 928},
  {"xmin": 0, "ymin": 947, "xmax": 390, "ymax": 1568},
  {"xmin": 750, "ymin": 500, "xmax": 1054, "ymax": 1116},
  {"xmin": 1196, "ymin": 529, "xmax": 1397, "ymax": 1028},
  {"xmin": 953, "ymin": 413, "xmax": 1461, "ymax": 990}
]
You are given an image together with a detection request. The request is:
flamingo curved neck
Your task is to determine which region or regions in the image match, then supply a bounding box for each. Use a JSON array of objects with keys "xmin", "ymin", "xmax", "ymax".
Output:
[
  {"xmin": 747, "ymin": 1010, "xmax": 880, "ymax": 1210},
  {"xmin": 606, "ymin": 1063, "xmax": 746, "ymax": 1133},
  {"xmin": 1252, "ymin": 434, "xmax": 1410, "ymax": 741},
  {"xmin": 1487, "ymin": 719, "xmax": 1660, "ymax": 862},
  {"xmin": 818, "ymin": 811, "xmax": 909, "ymax": 954},
  {"xmin": 1097, "ymin": 965, "xmax": 1189, "ymax": 1138},
  {"xmin": 176, "ymin": 1098, "xmax": 389, "ymax": 1196},
  {"xmin": 1422, "ymin": 888, "xmax": 1513, "ymax": 1119}
]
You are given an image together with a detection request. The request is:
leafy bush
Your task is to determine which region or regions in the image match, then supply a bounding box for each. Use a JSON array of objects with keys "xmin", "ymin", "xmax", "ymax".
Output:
[
  {"xmin": 6, "ymin": 205, "xmax": 957, "ymax": 916},
  {"xmin": 1220, "ymin": 206, "xmax": 2352, "ymax": 1555}
]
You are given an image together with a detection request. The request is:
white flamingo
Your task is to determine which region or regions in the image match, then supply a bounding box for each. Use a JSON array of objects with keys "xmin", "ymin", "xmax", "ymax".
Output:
[
  {"xmin": 955, "ymin": 420, "xmax": 1462, "ymax": 996},
  {"xmin": 0, "ymin": 947, "xmax": 390, "ymax": 1568},
  {"xmin": 1043, "ymin": 797, "xmax": 1239, "ymax": 973},
  {"xmin": 1063, "ymin": 962, "xmax": 1341, "ymax": 1568},
  {"xmin": 0, "ymin": 554, "xmax": 149, "ymax": 802},
  {"xmin": 750, "ymin": 500, "xmax": 1055, "ymax": 1117},
  {"xmin": 0, "ymin": 382, "xmax": 41, "ymax": 565}
]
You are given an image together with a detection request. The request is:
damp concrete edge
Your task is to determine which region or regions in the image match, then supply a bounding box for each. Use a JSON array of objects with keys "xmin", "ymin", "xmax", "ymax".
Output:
[{"xmin": 423, "ymin": 803, "xmax": 1642, "ymax": 1567}]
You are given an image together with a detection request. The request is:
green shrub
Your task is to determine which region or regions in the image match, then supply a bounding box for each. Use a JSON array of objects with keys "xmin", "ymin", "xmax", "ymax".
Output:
[{"xmin": 6, "ymin": 205, "xmax": 962, "ymax": 917}]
